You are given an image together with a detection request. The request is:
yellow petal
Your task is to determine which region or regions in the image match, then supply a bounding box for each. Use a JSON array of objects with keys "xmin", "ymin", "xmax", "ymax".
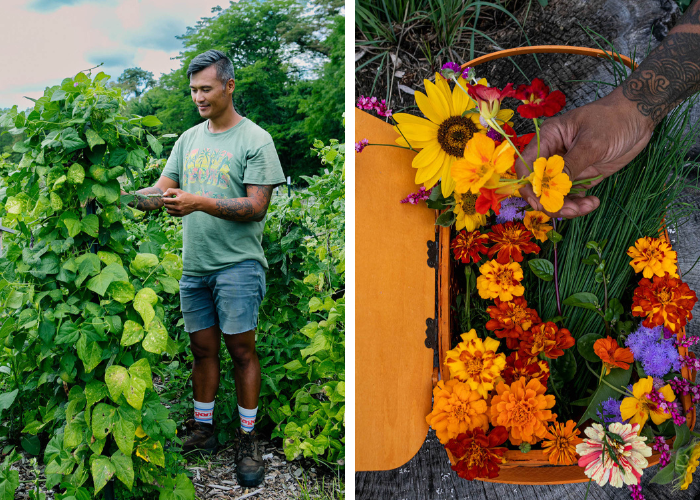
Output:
[
  {"xmin": 413, "ymin": 142, "xmax": 443, "ymax": 169},
  {"xmin": 415, "ymin": 90, "xmax": 446, "ymax": 125},
  {"xmin": 659, "ymin": 384, "xmax": 676, "ymax": 403},
  {"xmin": 397, "ymin": 123, "xmax": 440, "ymax": 141},
  {"xmin": 633, "ymin": 377, "xmax": 654, "ymax": 399},
  {"xmin": 452, "ymin": 77, "xmax": 476, "ymax": 114},
  {"xmin": 415, "ymin": 159, "xmax": 442, "ymax": 184},
  {"xmin": 441, "ymin": 156, "xmax": 456, "ymax": 196},
  {"xmin": 650, "ymin": 408, "xmax": 671, "ymax": 425},
  {"xmin": 434, "ymin": 75, "xmax": 454, "ymax": 116},
  {"xmin": 496, "ymin": 108, "xmax": 514, "ymax": 122},
  {"xmin": 393, "ymin": 113, "xmax": 440, "ymax": 129},
  {"xmin": 424, "ymin": 80, "xmax": 452, "ymax": 122}
]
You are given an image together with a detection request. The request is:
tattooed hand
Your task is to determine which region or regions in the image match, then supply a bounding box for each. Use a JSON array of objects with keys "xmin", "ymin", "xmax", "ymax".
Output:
[{"xmin": 162, "ymin": 188, "xmax": 200, "ymax": 217}]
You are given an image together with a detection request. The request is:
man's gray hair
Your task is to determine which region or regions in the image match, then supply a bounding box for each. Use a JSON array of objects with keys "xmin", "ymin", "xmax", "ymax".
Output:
[{"xmin": 186, "ymin": 50, "xmax": 235, "ymax": 86}]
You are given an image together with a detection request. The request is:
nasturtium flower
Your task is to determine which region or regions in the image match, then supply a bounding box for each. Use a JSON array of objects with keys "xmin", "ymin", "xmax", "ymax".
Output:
[
  {"xmin": 476, "ymin": 260, "xmax": 525, "ymax": 301},
  {"xmin": 680, "ymin": 442, "xmax": 700, "ymax": 490},
  {"xmin": 542, "ymin": 420, "xmax": 582, "ymax": 465},
  {"xmin": 518, "ymin": 321, "xmax": 575, "ymax": 359},
  {"xmin": 631, "ymin": 273, "xmax": 698, "ymax": 333},
  {"xmin": 444, "ymin": 330, "xmax": 507, "ymax": 398},
  {"xmin": 502, "ymin": 351, "xmax": 550, "ymax": 386},
  {"xmin": 513, "ymin": 78, "xmax": 566, "ymax": 119},
  {"xmin": 425, "ymin": 379, "xmax": 490, "ymax": 444},
  {"xmin": 487, "ymin": 221, "xmax": 540, "ymax": 264},
  {"xmin": 594, "ymin": 336, "xmax": 634, "ymax": 375},
  {"xmin": 466, "ymin": 82, "xmax": 515, "ymax": 120},
  {"xmin": 453, "ymin": 191, "xmax": 487, "ymax": 232},
  {"xmin": 627, "ymin": 236, "xmax": 678, "ymax": 279},
  {"xmin": 475, "ymin": 187, "xmax": 509, "ymax": 215},
  {"xmin": 576, "ymin": 422, "xmax": 652, "ymax": 487},
  {"xmin": 485, "ymin": 296, "xmax": 541, "ymax": 350},
  {"xmin": 528, "ymin": 155, "xmax": 572, "ymax": 213},
  {"xmin": 523, "ymin": 210, "xmax": 553, "ymax": 242},
  {"xmin": 445, "ymin": 426, "xmax": 509, "ymax": 481},
  {"xmin": 620, "ymin": 376, "xmax": 676, "ymax": 431},
  {"xmin": 490, "ymin": 377, "xmax": 557, "ymax": 445},
  {"xmin": 451, "ymin": 229, "xmax": 488, "ymax": 264},
  {"xmin": 451, "ymin": 134, "xmax": 515, "ymax": 195},
  {"xmin": 393, "ymin": 74, "xmax": 485, "ymax": 196}
]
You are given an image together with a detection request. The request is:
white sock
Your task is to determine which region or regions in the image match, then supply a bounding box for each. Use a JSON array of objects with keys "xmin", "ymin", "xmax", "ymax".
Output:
[
  {"xmin": 238, "ymin": 404, "xmax": 257, "ymax": 433},
  {"xmin": 194, "ymin": 399, "xmax": 215, "ymax": 425}
]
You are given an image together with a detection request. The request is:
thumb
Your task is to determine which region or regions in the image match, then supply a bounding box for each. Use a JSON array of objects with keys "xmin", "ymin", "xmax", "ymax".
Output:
[{"xmin": 162, "ymin": 188, "xmax": 175, "ymax": 197}]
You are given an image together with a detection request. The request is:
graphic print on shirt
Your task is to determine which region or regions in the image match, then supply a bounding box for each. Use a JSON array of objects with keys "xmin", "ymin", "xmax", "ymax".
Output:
[{"xmin": 183, "ymin": 148, "xmax": 234, "ymax": 198}]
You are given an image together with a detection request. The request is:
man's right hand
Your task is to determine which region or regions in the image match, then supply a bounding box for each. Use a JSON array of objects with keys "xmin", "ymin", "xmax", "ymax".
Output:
[{"xmin": 124, "ymin": 176, "xmax": 179, "ymax": 211}]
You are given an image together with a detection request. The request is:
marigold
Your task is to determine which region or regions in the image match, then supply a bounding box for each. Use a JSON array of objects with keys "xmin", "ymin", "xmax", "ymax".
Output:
[
  {"xmin": 476, "ymin": 260, "xmax": 524, "ymax": 301},
  {"xmin": 487, "ymin": 221, "xmax": 540, "ymax": 264},
  {"xmin": 528, "ymin": 155, "xmax": 572, "ymax": 213},
  {"xmin": 576, "ymin": 422, "xmax": 652, "ymax": 487},
  {"xmin": 519, "ymin": 321, "xmax": 575, "ymax": 359},
  {"xmin": 502, "ymin": 351, "xmax": 550, "ymax": 386},
  {"xmin": 490, "ymin": 377, "xmax": 557, "ymax": 445},
  {"xmin": 444, "ymin": 330, "xmax": 507, "ymax": 398},
  {"xmin": 594, "ymin": 336, "xmax": 634, "ymax": 375},
  {"xmin": 452, "ymin": 134, "xmax": 515, "ymax": 195},
  {"xmin": 453, "ymin": 191, "xmax": 487, "ymax": 232},
  {"xmin": 680, "ymin": 442, "xmax": 700, "ymax": 490},
  {"xmin": 425, "ymin": 379, "xmax": 489, "ymax": 444},
  {"xmin": 620, "ymin": 376, "xmax": 675, "ymax": 431},
  {"xmin": 514, "ymin": 78, "xmax": 566, "ymax": 119},
  {"xmin": 627, "ymin": 236, "xmax": 678, "ymax": 279},
  {"xmin": 445, "ymin": 426, "xmax": 509, "ymax": 481},
  {"xmin": 451, "ymin": 229, "xmax": 488, "ymax": 264},
  {"xmin": 542, "ymin": 420, "xmax": 582, "ymax": 465},
  {"xmin": 523, "ymin": 210, "xmax": 553, "ymax": 242},
  {"xmin": 485, "ymin": 297, "xmax": 541, "ymax": 350},
  {"xmin": 631, "ymin": 273, "xmax": 698, "ymax": 333}
]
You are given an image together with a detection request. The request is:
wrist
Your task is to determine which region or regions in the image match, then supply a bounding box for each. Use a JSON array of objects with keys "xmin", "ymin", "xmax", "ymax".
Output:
[{"xmin": 611, "ymin": 86, "xmax": 657, "ymax": 134}]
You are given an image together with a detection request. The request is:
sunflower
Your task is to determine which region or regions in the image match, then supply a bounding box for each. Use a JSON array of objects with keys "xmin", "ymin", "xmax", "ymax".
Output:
[
  {"xmin": 680, "ymin": 442, "xmax": 700, "ymax": 490},
  {"xmin": 541, "ymin": 420, "xmax": 582, "ymax": 465},
  {"xmin": 453, "ymin": 191, "xmax": 487, "ymax": 231},
  {"xmin": 620, "ymin": 376, "xmax": 675, "ymax": 431},
  {"xmin": 627, "ymin": 236, "xmax": 678, "ymax": 279},
  {"xmin": 425, "ymin": 379, "xmax": 490, "ymax": 444},
  {"xmin": 444, "ymin": 330, "xmax": 506, "ymax": 398},
  {"xmin": 593, "ymin": 336, "xmax": 634, "ymax": 375},
  {"xmin": 631, "ymin": 273, "xmax": 698, "ymax": 333}
]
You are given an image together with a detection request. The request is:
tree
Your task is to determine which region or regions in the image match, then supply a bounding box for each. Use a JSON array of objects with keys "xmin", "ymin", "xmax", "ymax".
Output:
[{"xmin": 114, "ymin": 67, "xmax": 156, "ymax": 99}]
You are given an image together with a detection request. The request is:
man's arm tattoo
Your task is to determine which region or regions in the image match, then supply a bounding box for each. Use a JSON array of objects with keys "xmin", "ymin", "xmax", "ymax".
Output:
[
  {"xmin": 132, "ymin": 187, "xmax": 164, "ymax": 211},
  {"xmin": 213, "ymin": 185, "xmax": 273, "ymax": 222},
  {"xmin": 622, "ymin": 2, "xmax": 700, "ymax": 125}
]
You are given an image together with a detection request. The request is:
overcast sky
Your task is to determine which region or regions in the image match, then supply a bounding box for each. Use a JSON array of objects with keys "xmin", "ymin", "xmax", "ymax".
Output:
[{"xmin": 0, "ymin": 0, "xmax": 228, "ymax": 110}]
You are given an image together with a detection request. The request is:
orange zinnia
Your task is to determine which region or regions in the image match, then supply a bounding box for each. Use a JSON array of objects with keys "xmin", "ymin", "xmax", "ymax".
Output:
[
  {"xmin": 487, "ymin": 222, "xmax": 540, "ymax": 264},
  {"xmin": 502, "ymin": 351, "xmax": 550, "ymax": 386},
  {"xmin": 519, "ymin": 321, "xmax": 575, "ymax": 359},
  {"xmin": 490, "ymin": 377, "xmax": 557, "ymax": 445},
  {"xmin": 523, "ymin": 210, "xmax": 553, "ymax": 242},
  {"xmin": 593, "ymin": 336, "xmax": 634, "ymax": 375},
  {"xmin": 542, "ymin": 420, "xmax": 582, "ymax": 465},
  {"xmin": 451, "ymin": 229, "xmax": 489, "ymax": 264},
  {"xmin": 631, "ymin": 273, "xmax": 698, "ymax": 333},
  {"xmin": 476, "ymin": 260, "xmax": 525, "ymax": 301},
  {"xmin": 485, "ymin": 297, "xmax": 541, "ymax": 350}
]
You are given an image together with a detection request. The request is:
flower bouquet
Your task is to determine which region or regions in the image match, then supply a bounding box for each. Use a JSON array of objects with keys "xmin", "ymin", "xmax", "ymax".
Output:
[{"xmin": 356, "ymin": 55, "xmax": 700, "ymax": 496}]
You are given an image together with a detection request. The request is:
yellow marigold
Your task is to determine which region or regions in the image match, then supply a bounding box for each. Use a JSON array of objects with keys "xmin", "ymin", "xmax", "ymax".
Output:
[
  {"xmin": 490, "ymin": 376, "xmax": 557, "ymax": 445},
  {"xmin": 453, "ymin": 191, "xmax": 487, "ymax": 232},
  {"xmin": 619, "ymin": 376, "xmax": 675, "ymax": 432},
  {"xmin": 523, "ymin": 211, "xmax": 553, "ymax": 242},
  {"xmin": 626, "ymin": 236, "xmax": 678, "ymax": 279},
  {"xmin": 477, "ymin": 260, "xmax": 525, "ymax": 301},
  {"xmin": 425, "ymin": 379, "xmax": 490, "ymax": 444},
  {"xmin": 444, "ymin": 330, "xmax": 507, "ymax": 398},
  {"xmin": 541, "ymin": 420, "xmax": 582, "ymax": 465},
  {"xmin": 681, "ymin": 442, "xmax": 700, "ymax": 490},
  {"xmin": 452, "ymin": 134, "xmax": 515, "ymax": 195},
  {"xmin": 528, "ymin": 155, "xmax": 572, "ymax": 213}
]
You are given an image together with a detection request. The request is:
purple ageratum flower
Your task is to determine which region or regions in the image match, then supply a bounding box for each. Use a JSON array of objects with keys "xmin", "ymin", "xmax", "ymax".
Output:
[
  {"xmin": 355, "ymin": 139, "xmax": 369, "ymax": 153},
  {"xmin": 495, "ymin": 197, "xmax": 528, "ymax": 224},
  {"xmin": 625, "ymin": 324, "xmax": 681, "ymax": 378},
  {"xmin": 486, "ymin": 127, "xmax": 503, "ymax": 142},
  {"xmin": 596, "ymin": 397, "xmax": 623, "ymax": 424},
  {"xmin": 400, "ymin": 186, "xmax": 432, "ymax": 205}
]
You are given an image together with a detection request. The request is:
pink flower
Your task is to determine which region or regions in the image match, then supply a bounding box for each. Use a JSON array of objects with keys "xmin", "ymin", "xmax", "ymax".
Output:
[
  {"xmin": 355, "ymin": 139, "xmax": 369, "ymax": 153},
  {"xmin": 576, "ymin": 422, "xmax": 652, "ymax": 487},
  {"xmin": 400, "ymin": 186, "xmax": 432, "ymax": 204},
  {"xmin": 466, "ymin": 83, "xmax": 515, "ymax": 120},
  {"xmin": 356, "ymin": 95, "xmax": 392, "ymax": 117}
]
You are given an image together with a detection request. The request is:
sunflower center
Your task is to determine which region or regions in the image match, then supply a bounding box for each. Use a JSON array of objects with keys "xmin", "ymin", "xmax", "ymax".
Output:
[
  {"xmin": 461, "ymin": 192, "xmax": 478, "ymax": 215},
  {"xmin": 437, "ymin": 116, "xmax": 478, "ymax": 158}
]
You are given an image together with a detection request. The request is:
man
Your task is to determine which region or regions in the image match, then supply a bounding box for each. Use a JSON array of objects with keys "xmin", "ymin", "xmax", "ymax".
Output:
[{"xmin": 129, "ymin": 49, "xmax": 285, "ymax": 488}]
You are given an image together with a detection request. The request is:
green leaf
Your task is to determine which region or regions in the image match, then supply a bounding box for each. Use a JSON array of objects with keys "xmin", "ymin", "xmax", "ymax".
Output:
[
  {"xmin": 85, "ymin": 380, "xmax": 108, "ymax": 408},
  {"xmin": 63, "ymin": 419, "xmax": 87, "ymax": 450},
  {"xmin": 160, "ymin": 254, "xmax": 183, "ymax": 280},
  {"xmin": 87, "ymin": 263, "xmax": 128, "ymax": 296},
  {"xmin": 650, "ymin": 460, "xmax": 676, "ymax": 484},
  {"xmin": 128, "ymin": 358, "xmax": 153, "ymax": 389},
  {"xmin": 125, "ymin": 375, "xmax": 147, "ymax": 410},
  {"xmin": 21, "ymin": 435, "xmax": 40, "ymax": 455},
  {"xmin": 113, "ymin": 417, "xmax": 136, "ymax": 457},
  {"xmin": 81, "ymin": 214, "xmax": 99, "ymax": 237},
  {"xmin": 435, "ymin": 210, "xmax": 455, "ymax": 227},
  {"xmin": 577, "ymin": 333, "xmax": 604, "ymax": 362},
  {"xmin": 92, "ymin": 403, "xmax": 117, "ymax": 440},
  {"xmin": 563, "ymin": 292, "xmax": 600, "ymax": 311},
  {"xmin": 141, "ymin": 115, "xmax": 162, "ymax": 127},
  {"xmin": 578, "ymin": 365, "xmax": 632, "ymax": 426},
  {"xmin": 91, "ymin": 455, "xmax": 116, "ymax": 495},
  {"xmin": 111, "ymin": 450, "xmax": 134, "ymax": 490},
  {"xmin": 674, "ymin": 422, "xmax": 690, "ymax": 450},
  {"xmin": 142, "ymin": 320, "xmax": 167, "ymax": 354},
  {"xmin": 604, "ymin": 298, "xmax": 624, "ymax": 323},
  {"xmin": 159, "ymin": 276, "xmax": 179, "ymax": 294},
  {"xmin": 135, "ymin": 439, "xmax": 164, "ymax": 466},
  {"xmin": 121, "ymin": 320, "xmax": 144, "ymax": 346},
  {"xmin": 130, "ymin": 253, "xmax": 159, "ymax": 277},
  {"xmin": 60, "ymin": 211, "xmax": 82, "ymax": 238},
  {"xmin": 158, "ymin": 473, "xmax": 196, "ymax": 500},
  {"xmin": 56, "ymin": 320, "xmax": 80, "ymax": 344},
  {"xmin": 105, "ymin": 366, "xmax": 129, "ymax": 401},
  {"xmin": 0, "ymin": 468, "xmax": 19, "ymax": 500},
  {"xmin": 76, "ymin": 335, "xmax": 102, "ymax": 373},
  {"xmin": 528, "ymin": 259, "xmax": 554, "ymax": 281},
  {"xmin": 134, "ymin": 287, "xmax": 158, "ymax": 328},
  {"xmin": 84, "ymin": 129, "xmax": 105, "ymax": 150},
  {"xmin": 548, "ymin": 230, "xmax": 563, "ymax": 244},
  {"xmin": 0, "ymin": 390, "xmax": 18, "ymax": 416},
  {"xmin": 309, "ymin": 297, "xmax": 323, "ymax": 312},
  {"xmin": 92, "ymin": 180, "xmax": 120, "ymax": 205},
  {"xmin": 146, "ymin": 134, "xmax": 162, "ymax": 157},
  {"xmin": 108, "ymin": 281, "xmax": 135, "ymax": 304},
  {"xmin": 550, "ymin": 349, "xmax": 577, "ymax": 381},
  {"xmin": 67, "ymin": 163, "xmax": 85, "ymax": 185}
]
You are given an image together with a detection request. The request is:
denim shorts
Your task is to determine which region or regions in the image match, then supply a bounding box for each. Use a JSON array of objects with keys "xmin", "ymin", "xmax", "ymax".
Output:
[{"xmin": 179, "ymin": 260, "xmax": 266, "ymax": 335}]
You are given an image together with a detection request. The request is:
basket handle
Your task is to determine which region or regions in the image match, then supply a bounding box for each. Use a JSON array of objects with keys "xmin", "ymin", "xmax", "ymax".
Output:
[{"xmin": 461, "ymin": 45, "xmax": 637, "ymax": 71}]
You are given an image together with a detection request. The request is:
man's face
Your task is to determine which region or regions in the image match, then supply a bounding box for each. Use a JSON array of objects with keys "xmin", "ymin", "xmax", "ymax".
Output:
[{"xmin": 189, "ymin": 65, "xmax": 234, "ymax": 119}]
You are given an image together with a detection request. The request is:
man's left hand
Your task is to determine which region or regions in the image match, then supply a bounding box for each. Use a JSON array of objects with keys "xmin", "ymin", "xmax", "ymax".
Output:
[{"xmin": 162, "ymin": 188, "xmax": 199, "ymax": 217}]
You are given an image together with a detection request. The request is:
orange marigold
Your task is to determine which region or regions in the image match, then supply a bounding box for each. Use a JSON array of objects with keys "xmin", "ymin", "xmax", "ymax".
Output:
[
  {"xmin": 502, "ymin": 351, "xmax": 550, "ymax": 386},
  {"xmin": 451, "ymin": 230, "xmax": 489, "ymax": 264},
  {"xmin": 444, "ymin": 330, "xmax": 507, "ymax": 398},
  {"xmin": 593, "ymin": 336, "xmax": 634, "ymax": 375},
  {"xmin": 519, "ymin": 321, "xmax": 575, "ymax": 359},
  {"xmin": 542, "ymin": 420, "xmax": 582, "ymax": 465},
  {"xmin": 523, "ymin": 210, "xmax": 553, "ymax": 242},
  {"xmin": 490, "ymin": 377, "xmax": 557, "ymax": 445},
  {"xmin": 487, "ymin": 221, "xmax": 541, "ymax": 264},
  {"xmin": 627, "ymin": 236, "xmax": 678, "ymax": 279},
  {"xmin": 485, "ymin": 297, "xmax": 541, "ymax": 350},
  {"xmin": 445, "ymin": 426, "xmax": 509, "ymax": 481},
  {"xmin": 476, "ymin": 260, "xmax": 524, "ymax": 301},
  {"xmin": 631, "ymin": 273, "xmax": 698, "ymax": 333},
  {"xmin": 425, "ymin": 379, "xmax": 489, "ymax": 444}
]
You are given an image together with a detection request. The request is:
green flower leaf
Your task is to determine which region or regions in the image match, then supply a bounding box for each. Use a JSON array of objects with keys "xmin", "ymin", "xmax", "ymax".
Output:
[
  {"xmin": 134, "ymin": 287, "xmax": 158, "ymax": 328},
  {"xmin": 105, "ymin": 365, "xmax": 129, "ymax": 401},
  {"xmin": 91, "ymin": 455, "xmax": 116, "ymax": 495},
  {"xmin": 111, "ymin": 450, "xmax": 134, "ymax": 490},
  {"xmin": 528, "ymin": 259, "xmax": 554, "ymax": 281},
  {"xmin": 577, "ymin": 333, "xmax": 604, "ymax": 362},
  {"xmin": 108, "ymin": 281, "xmax": 135, "ymax": 304},
  {"xmin": 142, "ymin": 320, "xmax": 167, "ymax": 354},
  {"xmin": 563, "ymin": 292, "xmax": 600, "ymax": 311},
  {"xmin": 121, "ymin": 320, "xmax": 144, "ymax": 346}
]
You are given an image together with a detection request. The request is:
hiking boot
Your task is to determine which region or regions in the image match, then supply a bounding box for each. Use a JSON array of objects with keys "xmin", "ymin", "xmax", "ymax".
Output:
[
  {"xmin": 235, "ymin": 428, "xmax": 264, "ymax": 487},
  {"xmin": 181, "ymin": 419, "xmax": 218, "ymax": 455}
]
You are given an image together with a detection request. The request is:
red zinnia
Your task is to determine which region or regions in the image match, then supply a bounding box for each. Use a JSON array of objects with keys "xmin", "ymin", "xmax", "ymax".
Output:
[
  {"xmin": 519, "ymin": 321, "xmax": 575, "ymax": 359},
  {"xmin": 502, "ymin": 351, "xmax": 550, "ymax": 386},
  {"xmin": 631, "ymin": 273, "xmax": 698, "ymax": 333},
  {"xmin": 445, "ymin": 426, "xmax": 509, "ymax": 481},
  {"xmin": 514, "ymin": 78, "xmax": 566, "ymax": 119},
  {"xmin": 451, "ymin": 230, "xmax": 489, "ymax": 264},
  {"xmin": 487, "ymin": 221, "xmax": 541, "ymax": 264},
  {"xmin": 485, "ymin": 297, "xmax": 541, "ymax": 349}
]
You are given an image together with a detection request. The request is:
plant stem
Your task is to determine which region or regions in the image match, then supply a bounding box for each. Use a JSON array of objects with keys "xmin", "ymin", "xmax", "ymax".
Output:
[
  {"xmin": 552, "ymin": 219, "xmax": 562, "ymax": 317},
  {"xmin": 367, "ymin": 143, "xmax": 413, "ymax": 149},
  {"xmin": 391, "ymin": 119, "xmax": 415, "ymax": 151},
  {"xmin": 465, "ymin": 266, "xmax": 472, "ymax": 331},
  {"xmin": 584, "ymin": 360, "xmax": 634, "ymax": 397},
  {"xmin": 583, "ymin": 478, "xmax": 592, "ymax": 500},
  {"xmin": 534, "ymin": 118, "xmax": 541, "ymax": 158}
]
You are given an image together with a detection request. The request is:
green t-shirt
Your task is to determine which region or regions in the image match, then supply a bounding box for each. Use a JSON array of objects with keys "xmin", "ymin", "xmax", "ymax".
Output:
[{"xmin": 161, "ymin": 118, "xmax": 285, "ymax": 276}]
